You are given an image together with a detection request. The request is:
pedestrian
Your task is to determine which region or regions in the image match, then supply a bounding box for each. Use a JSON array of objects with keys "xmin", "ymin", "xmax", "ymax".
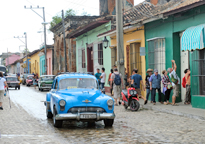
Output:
[
  {"xmin": 33, "ymin": 75, "xmax": 37, "ymax": 89},
  {"xmin": 167, "ymin": 60, "xmax": 180, "ymax": 106},
  {"xmin": 131, "ymin": 69, "xmax": 147, "ymax": 105},
  {"xmin": 110, "ymin": 68, "xmax": 123, "ymax": 106},
  {"xmin": 149, "ymin": 69, "xmax": 163, "ymax": 105},
  {"xmin": 95, "ymin": 68, "xmax": 101, "ymax": 88},
  {"xmin": 113, "ymin": 65, "xmax": 117, "ymax": 69},
  {"xmin": 162, "ymin": 70, "xmax": 172, "ymax": 105},
  {"xmin": 145, "ymin": 69, "xmax": 153, "ymax": 103},
  {"xmin": 0, "ymin": 72, "xmax": 8, "ymax": 110},
  {"xmin": 108, "ymin": 69, "xmax": 114, "ymax": 96},
  {"xmin": 100, "ymin": 68, "xmax": 106, "ymax": 89},
  {"xmin": 184, "ymin": 69, "xmax": 191, "ymax": 105}
]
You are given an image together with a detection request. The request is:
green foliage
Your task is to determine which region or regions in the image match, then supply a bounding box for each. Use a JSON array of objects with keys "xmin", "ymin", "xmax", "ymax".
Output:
[
  {"xmin": 49, "ymin": 9, "xmax": 76, "ymax": 30},
  {"xmin": 23, "ymin": 48, "xmax": 30, "ymax": 54}
]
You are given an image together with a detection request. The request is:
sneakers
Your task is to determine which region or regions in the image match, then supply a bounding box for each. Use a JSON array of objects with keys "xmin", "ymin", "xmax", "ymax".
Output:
[
  {"xmin": 144, "ymin": 100, "xmax": 148, "ymax": 105},
  {"xmin": 0, "ymin": 107, "xmax": 3, "ymax": 110}
]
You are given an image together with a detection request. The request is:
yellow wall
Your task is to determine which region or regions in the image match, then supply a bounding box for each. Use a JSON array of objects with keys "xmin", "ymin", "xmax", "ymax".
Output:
[
  {"xmin": 110, "ymin": 26, "xmax": 146, "ymax": 97},
  {"xmin": 30, "ymin": 52, "xmax": 40, "ymax": 75}
]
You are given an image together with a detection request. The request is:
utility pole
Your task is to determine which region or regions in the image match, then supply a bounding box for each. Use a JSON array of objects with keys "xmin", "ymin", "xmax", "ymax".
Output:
[
  {"xmin": 62, "ymin": 10, "xmax": 67, "ymax": 72},
  {"xmin": 116, "ymin": 0, "xmax": 125, "ymax": 87},
  {"xmin": 25, "ymin": 6, "xmax": 48, "ymax": 75},
  {"xmin": 14, "ymin": 34, "xmax": 28, "ymax": 73}
]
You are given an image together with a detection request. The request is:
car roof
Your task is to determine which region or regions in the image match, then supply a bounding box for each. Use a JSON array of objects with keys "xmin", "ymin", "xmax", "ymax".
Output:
[
  {"xmin": 27, "ymin": 75, "xmax": 33, "ymax": 77},
  {"xmin": 56, "ymin": 73, "xmax": 96, "ymax": 79},
  {"xmin": 6, "ymin": 76, "xmax": 17, "ymax": 78},
  {"xmin": 40, "ymin": 75, "xmax": 55, "ymax": 77}
]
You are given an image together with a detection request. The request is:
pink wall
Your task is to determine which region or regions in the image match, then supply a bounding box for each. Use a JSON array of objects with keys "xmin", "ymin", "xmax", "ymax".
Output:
[
  {"xmin": 46, "ymin": 49, "xmax": 52, "ymax": 75},
  {"xmin": 5, "ymin": 54, "xmax": 20, "ymax": 66}
]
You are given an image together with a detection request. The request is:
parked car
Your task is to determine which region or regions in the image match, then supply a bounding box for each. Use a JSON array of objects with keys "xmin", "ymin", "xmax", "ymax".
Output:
[
  {"xmin": 45, "ymin": 73, "xmax": 115, "ymax": 128},
  {"xmin": 26, "ymin": 75, "xmax": 34, "ymax": 86},
  {"xmin": 38, "ymin": 75, "xmax": 55, "ymax": 91},
  {"xmin": 0, "ymin": 65, "xmax": 7, "ymax": 76},
  {"xmin": 6, "ymin": 76, "xmax": 20, "ymax": 90},
  {"xmin": 22, "ymin": 73, "xmax": 31, "ymax": 85},
  {"xmin": 7, "ymin": 73, "xmax": 17, "ymax": 77}
]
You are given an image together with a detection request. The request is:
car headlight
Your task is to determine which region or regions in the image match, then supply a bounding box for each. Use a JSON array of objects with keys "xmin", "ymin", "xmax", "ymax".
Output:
[
  {"xmin": 134, "ymin": 91, "xmax": 137, "ymax": 95},
  {"xmin": 107, "ymin": 99, "xmax": 114, "ymax": 106},
  {"xmin": 130, "ymin": 90, "xmax": 134, "ymax": 95},
  {"xmin": 59, "ymin": 100, "xmax": 66, "ymax": 106}
]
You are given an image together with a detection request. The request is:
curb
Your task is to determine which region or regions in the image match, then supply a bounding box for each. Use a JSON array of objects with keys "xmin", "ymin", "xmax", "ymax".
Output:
[{"xmin": 141, "ymin": 104, "xmax": 205, "ymax": 121}]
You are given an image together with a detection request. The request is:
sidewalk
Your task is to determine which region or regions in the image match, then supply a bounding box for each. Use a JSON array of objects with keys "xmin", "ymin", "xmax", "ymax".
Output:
[{"xmin": 139, "ymin": 99, "xmax": 205, "ymax": 120}]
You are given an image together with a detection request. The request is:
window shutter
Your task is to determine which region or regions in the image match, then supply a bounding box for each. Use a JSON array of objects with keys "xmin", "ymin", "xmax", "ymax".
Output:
[{"xmin": 78, "ymin": 48, "xmax": 82, "ymax": 72}]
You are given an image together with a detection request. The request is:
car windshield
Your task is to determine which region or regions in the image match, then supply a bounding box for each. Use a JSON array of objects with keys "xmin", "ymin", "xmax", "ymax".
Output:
[
  {"xmin": 28, "ymin": 76, "xmax": 33, "ymax": 79},
  {"xmin": 59, "ymin": 78, "xmax": 98, "ymax": 90},
  {"xmin": 0, "ymin": 67, "xmax": 6, "ymax": 72},
  {"xmin": 41, "ymin": 76, "xmax": 55, "ymax": 81},
  {"xmin": 6, "ymin": 77, "xmax": 17, "ymax": 81}
]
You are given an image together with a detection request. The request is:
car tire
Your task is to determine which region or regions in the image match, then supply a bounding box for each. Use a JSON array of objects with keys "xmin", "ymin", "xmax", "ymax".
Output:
[
  {"xmin": 18, "ymin": 86, "xmax": 20, "ymax": 90},
  {"xmin": 130, "ymin": 100, "xmax": 140, "ymax": 111},
  {"xmin": 53, "ymin": 106, "xmax": 63, "ymax": 128},
  {"xmin": 104, "ymin": 119, "xmax": 114, "ymax": 127},
  {"xmin": 41, "ymin": 89, "xmax": 43, "ymax": 92},
  {"xmin": 46, "ymin": 106, "xmax": 53, "ymax": 119},
  {"xmin": 15, "ymin": 87, "xmax": 17, "ymax": 90}
]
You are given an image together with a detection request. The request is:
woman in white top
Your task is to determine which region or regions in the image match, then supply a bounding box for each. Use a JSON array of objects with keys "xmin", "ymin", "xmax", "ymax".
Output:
[{"xmin": 0, "ymin": 72, "xmax": 8, "ymax": 110}]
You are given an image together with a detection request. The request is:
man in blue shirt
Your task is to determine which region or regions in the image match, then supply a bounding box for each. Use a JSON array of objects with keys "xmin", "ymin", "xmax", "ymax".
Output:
[
  {"xmin": 131, "ymin": 69, "xmax": 147, "ymax": 105},
  {"xmin": 95, "ymin": 68, "xmax": 101, "ymax": 87},
  {"xmin": 149, "ymin": 69, "xmax": 162, "ymax": 105}
]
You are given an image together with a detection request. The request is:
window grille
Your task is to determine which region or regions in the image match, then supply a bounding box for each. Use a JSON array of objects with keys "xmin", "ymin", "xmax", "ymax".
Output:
[
  {"xmin": 130, "ymin": 43, "xmax": 142, "ymax": 76},
  {"xmin": 192, "ymin": 49, "xmax": 205, "ymax": 96},
  {"xmin": 82, "ymin": 49, "xmax": 86, "ymax": 68},
  {"xmin": 98, "ymin": 43, "xmax": 103, "ymax": 65},
  {"xmin": 111, "ymin": 47, "xmax": 117, "ymax": 68}
]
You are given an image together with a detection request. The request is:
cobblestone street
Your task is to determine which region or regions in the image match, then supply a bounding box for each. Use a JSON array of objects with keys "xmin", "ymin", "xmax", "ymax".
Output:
[{"xmin": 0, "ymin": 85, "xmax": 205, "ymax": 143}]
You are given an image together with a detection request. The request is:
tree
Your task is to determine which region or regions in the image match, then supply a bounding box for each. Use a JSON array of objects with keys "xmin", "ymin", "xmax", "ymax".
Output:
[
  {"xmin": 81, "ymin": 9, "xmax": 91, "ymax": 16},
  {"xmin": 49, "ymin": 9, "xmax": 76, "ymax": 29},
  {"xmin": 23, "ymin": 48, "xmax": 30, "ymax": 54}
]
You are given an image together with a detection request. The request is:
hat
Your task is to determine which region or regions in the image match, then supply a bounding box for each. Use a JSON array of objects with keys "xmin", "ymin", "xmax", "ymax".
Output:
[
  {"xmin": 146, "ymin": 68, "xmax": 153, "ymax": 73},
  {"xmin": 154, "ymin": 69, "xmax": 158, "ymax": 73}
]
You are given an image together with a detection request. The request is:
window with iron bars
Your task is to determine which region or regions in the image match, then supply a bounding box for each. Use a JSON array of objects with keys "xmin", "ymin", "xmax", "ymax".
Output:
[
  {"xmin": 98, "ymin": 43, "xmax": 103, "ymax": 65},
  {"xmin": 148, "ymin": 38, "xmax": 165, "ymax": 89},
  {"xmin": 82, "ymin": 49, "xmax": 86, "ymax": 68},
  {"xmin": 111, "ymin": 47, "xmax": 117, "ymax": 68},
  {"xmin": 130, "ymin": 43, "xmax": 142, "ymax": 76},
  {"xmin": 192, "ymin": 49, "xmax": 205, "ymax": 96}
]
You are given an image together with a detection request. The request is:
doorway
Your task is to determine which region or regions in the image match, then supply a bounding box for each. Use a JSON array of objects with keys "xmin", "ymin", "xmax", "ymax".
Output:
[{"xmin": 87, "ymin": 47, "xmax": 94, "ymax": 73}]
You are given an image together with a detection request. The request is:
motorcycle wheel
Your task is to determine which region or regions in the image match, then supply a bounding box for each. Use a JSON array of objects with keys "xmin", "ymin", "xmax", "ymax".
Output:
[{"xmin": 130, "ymin": 100, "xmax": 140, "ymax": 111}]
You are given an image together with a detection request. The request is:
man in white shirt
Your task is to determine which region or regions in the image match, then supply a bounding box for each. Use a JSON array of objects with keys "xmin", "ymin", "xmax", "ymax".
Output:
[
  {"xmin": 100, "ymin": 68, "xmax": 106, "ymax": 90},
  {"xmin": 167, "ymin": 60, "xmax": 180, "ymax": 106},
  {"xmin": 0, "ymin": 72, "xmax": 8, "ymax": 110}
]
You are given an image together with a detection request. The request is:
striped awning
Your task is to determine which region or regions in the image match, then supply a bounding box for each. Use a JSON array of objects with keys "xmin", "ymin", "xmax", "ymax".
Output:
[{"xmin": 181, "ymin": 24, "xmax": 205, "ymax": 51}]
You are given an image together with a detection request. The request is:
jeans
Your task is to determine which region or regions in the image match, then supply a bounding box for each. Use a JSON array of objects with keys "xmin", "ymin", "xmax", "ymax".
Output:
[
  {"xmin": 101, "ymin": 83, "xmax": 105, "ymax": 89},
  {"xmin": 151, "ymin": 88, "xmax": 162, "ymax": 103},
  {"xmin": 146, "ymin": 89, "xmax": 151, "ymax": 100},
  {"xmin": 164, "ymin": 89, "xmax": 171, "ymax": 102},
  {"xmin": 185, "ymin": 85, "xmax": 191, "ymax": 103}
]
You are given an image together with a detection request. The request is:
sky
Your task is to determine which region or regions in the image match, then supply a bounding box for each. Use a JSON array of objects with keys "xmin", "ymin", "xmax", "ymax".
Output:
[{"xmin": 0, "ymin": 0, "xmax": 144, "ymax": 55}]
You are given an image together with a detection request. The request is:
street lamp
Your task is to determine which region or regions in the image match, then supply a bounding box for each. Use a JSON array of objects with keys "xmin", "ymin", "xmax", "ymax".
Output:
[{"xmin": 103, "ymin": 36, "xmax": 109, "ymax": 49}]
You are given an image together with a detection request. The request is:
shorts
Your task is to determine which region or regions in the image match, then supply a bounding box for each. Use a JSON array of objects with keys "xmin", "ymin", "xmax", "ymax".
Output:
[
  {"xmin": 113, "ymin": 85, "xmax": 121, "ymax": 99},
  {"xmin": 0, "ymin": 90, "xmax": 4, "ymax": 103},
  {"xmin": 136, "ymin": 88, "xmax": 141, "ymax": 96},
  {"xmin": 173, "ymin": 84, "xmax": 179, "ymax": 97}
]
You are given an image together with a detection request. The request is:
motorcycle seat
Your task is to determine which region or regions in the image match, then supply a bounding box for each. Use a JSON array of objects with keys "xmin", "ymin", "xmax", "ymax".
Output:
[{"xmin": 122, "ymin": 89, "xmax": 128, "ymax": 96}]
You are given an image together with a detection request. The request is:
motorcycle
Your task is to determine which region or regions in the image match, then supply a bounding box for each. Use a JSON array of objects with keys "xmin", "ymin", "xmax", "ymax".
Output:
[{"xmin": 121, "ymin": 86, "xmax": 140, "ymax": 111}]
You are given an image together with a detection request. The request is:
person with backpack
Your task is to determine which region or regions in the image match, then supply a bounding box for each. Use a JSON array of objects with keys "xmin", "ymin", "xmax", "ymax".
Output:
[
  {"xmin": 0, "ymin": 72, "xmax": 8, "ymax": 110},
  {"xmin": 110, "ymin": 68, "xmax": 123, "ymax": 106},
  {"xmin": 183, "ymin": 69, "xmax": 191, "ymax": 105},
  {"xmin": 167, "ymin": 60, "xmax": 180, "ymax": 106},
  {"xmin": 131, "ymin": 69, "xmax": 147, "ymax": 105}
]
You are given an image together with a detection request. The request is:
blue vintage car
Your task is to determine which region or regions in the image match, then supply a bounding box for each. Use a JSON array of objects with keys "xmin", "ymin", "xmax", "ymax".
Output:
[{"xmin": 45, "ymin": 73, "xmax": 115, "ymax": 128}]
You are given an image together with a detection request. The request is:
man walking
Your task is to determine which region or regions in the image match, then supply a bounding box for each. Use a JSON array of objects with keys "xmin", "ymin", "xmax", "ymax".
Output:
[
  {"xmin": 131, "ymin": 69, "xmax": 147, "ymax": 104},
  {"xmin": 100, "ymin": 68, "xmax": 106, "ymax": 89},
  {"xmin": 184, "ymin": 69, "xmax": 191, "ymax": 105},
  {"xmin": 167, "ymin": 60, "xmax": 180, "ymax": 106},
  {"xmin": 149, "ymin": 69, "xmax": 162, "ymax": 105},
  {"xmin": 0, "ymin": 72, "xmax": 8, "ymax": 110},
  {"xmin": 110, "ymin": 69, "xmax": 123, "ymax": 106},
  {"xmin": 95, "ymin": 68, "xmax": 101, "ymax": 87},
  {"xmin": 145, "ymin": 69, "xmax": 153, "ymax": 102}
]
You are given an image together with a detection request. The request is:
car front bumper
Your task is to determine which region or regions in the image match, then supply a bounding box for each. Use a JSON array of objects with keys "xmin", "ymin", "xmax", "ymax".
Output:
[{"xmin": 55, "ymin": 112, "xmax": 115, "ymax": 121}]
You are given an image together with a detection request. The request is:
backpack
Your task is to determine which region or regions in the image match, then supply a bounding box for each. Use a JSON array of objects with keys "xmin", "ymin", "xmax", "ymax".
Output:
[
  {"xmin": 114, "ymin": 74, "xmax": 121, "ymax": 86},
  {"xmin": 182, "ymin": 76, "xmax": 186, "ymax": 88},
  {"xmin": 171, "ymin": 74, "xmax": 178, "ymax": 84}
]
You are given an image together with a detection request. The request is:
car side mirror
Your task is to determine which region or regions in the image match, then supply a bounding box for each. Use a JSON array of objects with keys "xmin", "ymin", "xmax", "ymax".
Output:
[{"xmin": 51, "ymin": 89, "xmax": 56, "ymax": 93}]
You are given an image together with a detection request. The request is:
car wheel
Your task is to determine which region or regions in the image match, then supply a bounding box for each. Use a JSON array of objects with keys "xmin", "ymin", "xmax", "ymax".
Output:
[
  {"xmin": 15, "ymin": 87, "xmax": 17, "ymax": 90},
  {"xmin": 104, "ymin": 119, "xmax": 114, "ymax": 127},
  {"xmin": 53, "ymin": 106, "xmax": 63, "ymax": 128},
  {"xmin": 130, "ymin": 100, "xmax": 140, "ymax": 111},
  {"xmin": 41, "ymin": 89, "xmax": 43, "ymax": 92},
  {"xmin": 18, "ymin": 86, "xmax": 20, "ymax": 90},
  {"xmin": 46, "ymin": 106, "xmax": 53, "ymax": 119}
]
